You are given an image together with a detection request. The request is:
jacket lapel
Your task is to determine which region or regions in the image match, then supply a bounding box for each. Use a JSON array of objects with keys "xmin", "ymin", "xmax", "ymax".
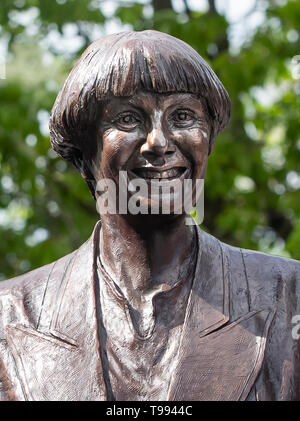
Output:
[
  {"xmin": 168, "ymin": 227, "xmax": 275, "ymax": 401},
  {"xmin": 6, "ymin": 222, "xmax": 107, "ymax": 401}
]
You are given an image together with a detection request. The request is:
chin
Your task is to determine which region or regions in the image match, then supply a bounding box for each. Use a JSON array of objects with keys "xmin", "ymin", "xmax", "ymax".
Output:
[{"xmin": 126, "ymin": 191, "xmax": 190, "ymax": 216}]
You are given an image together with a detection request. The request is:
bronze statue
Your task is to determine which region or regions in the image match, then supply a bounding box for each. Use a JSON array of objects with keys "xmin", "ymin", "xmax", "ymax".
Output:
[{"xmin": 0, "ymin": 30, "xmax": 300, "ymax": 401}]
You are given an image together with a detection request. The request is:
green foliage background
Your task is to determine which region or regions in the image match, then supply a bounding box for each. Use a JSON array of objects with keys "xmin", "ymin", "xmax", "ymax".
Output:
[{"xmin": 0, "ymin": 0, "xmax": 299, "ymax": 280}]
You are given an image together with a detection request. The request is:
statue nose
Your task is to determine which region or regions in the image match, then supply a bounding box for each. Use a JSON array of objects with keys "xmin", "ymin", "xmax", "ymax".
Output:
[{"xmin": 141, "ymin": 127, "xmax": 174, "ymax": 164}]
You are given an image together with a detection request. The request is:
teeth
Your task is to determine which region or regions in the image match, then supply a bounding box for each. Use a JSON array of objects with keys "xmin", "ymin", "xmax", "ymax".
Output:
[{"xmin": 133, "ymin": 168, "xmax": 185, "ymax": 180}]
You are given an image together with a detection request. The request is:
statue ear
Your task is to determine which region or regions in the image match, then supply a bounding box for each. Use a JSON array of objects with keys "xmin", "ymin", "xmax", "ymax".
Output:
[
  {"xmin": 72, "ymin": 147, "xmax": 97, "ymax": 199},
  {"xmin": 208, "ymin": 134, "xmax": 216, "ymax": 155},
  {"xmin": 84, "ymin": 178, "xmax": 97, "ymax": 200}
]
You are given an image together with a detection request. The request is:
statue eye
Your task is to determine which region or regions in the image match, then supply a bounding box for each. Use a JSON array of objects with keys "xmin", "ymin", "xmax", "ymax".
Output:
[
  {"xmin": 115, "ymin": 112, "xmax": 141, "ymax": 129},
  {"xmin": 177, "ymin": 112, "xmax": 188, "ymax": 121},
  {"xmin": 171, "ymin": 109, "xmax": 195, "ymax": 127},
  {"xmin": 121, "ymin": 115, "xmax": 134, "ymax": 124}
]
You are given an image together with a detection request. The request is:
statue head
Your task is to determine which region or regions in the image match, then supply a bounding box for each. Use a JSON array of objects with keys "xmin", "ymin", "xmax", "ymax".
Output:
[{"xmin": 49, "ymin": 30, "xmax": 231, "ymax": 205}]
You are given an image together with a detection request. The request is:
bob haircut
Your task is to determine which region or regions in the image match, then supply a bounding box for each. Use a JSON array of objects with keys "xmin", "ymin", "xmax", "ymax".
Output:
[{"xmin": 49, "ymin": 30, "xmax": 231, "ymax": 196}]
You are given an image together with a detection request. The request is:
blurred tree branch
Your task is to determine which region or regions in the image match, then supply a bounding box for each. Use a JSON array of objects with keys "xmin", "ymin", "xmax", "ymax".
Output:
[
  {"xmin": 208, "ymin": 0, "xmax": 217, "ymax": 14},
  {"xmin": 182, "ymin": 0, "xmax": 191, "ymax": 17},
  {"xmin": 152, "ymin": 0, "xmax": 172, "ymax": 11}
]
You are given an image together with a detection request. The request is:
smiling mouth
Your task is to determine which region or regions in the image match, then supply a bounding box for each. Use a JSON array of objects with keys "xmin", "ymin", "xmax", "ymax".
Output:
[{"xmin": 130, "ymin": 167, "xmax": 188, "ymax": 181}]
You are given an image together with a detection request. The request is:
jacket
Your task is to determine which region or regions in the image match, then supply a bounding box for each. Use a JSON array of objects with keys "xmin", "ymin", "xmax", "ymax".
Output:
[{"xmin": 0, "ymin": 221, "xmax": 300, "ymax": 401}]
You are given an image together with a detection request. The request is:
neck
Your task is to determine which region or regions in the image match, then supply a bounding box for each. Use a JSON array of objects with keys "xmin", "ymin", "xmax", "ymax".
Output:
[{"xmin": 99, "ymin": 213, "xmax": 196, "ymax": 303}]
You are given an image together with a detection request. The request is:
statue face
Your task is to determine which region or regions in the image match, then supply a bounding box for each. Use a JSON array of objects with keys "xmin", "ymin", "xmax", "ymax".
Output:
[{"xmin": 94, "ymin": 91, "xmax": 210, "ymax": 215}]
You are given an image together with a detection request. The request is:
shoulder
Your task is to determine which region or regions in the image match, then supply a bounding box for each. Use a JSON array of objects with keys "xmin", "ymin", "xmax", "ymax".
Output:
[
  {"xmin": 220, "ymin": 240, "xmax": 300, "ymax": 309},
  {"xmin": 0, "ymin": 251, "xmax": 75, "ymax": 334},
  {"xmin": 198, "ymin": 227, "xmax": 299, "ymax": 274},
  {"xmin": 223, "ymin": 241, "xmax": 300, "ymax": 280},
  {"xmin": 0, "ymin": 221, "xmax": 100, "ymax": 334},
  {"xmin": 0, "ymin": 251, "xmax": 75, "ymax": 295},
  {"xmin": 197, "ymin": 227, "xmax": 299, "ymax": 277}
]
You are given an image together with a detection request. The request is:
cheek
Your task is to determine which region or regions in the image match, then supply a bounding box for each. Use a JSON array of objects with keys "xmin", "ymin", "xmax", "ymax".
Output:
[
  {"xmin": 172, "ymin": 128, "xmax": 209, "ymax": 160},
  {"xmin": 100, "ymin": 129, "xmax": 141, "ymax": 173}
]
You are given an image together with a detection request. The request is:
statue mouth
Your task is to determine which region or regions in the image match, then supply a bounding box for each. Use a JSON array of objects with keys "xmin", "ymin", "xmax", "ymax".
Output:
[{"xmin": 129, "ymin": 166, "xmax": 188, "ymax": 181}]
